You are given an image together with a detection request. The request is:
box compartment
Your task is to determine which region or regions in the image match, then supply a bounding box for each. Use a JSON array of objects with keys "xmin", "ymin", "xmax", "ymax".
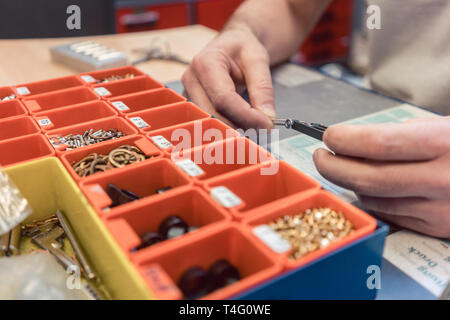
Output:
[
  {"xmin": 22, "ymin": 87, "xmax": 99, "ymax": 114},
  {"xmin": 60, "ymin": 135, "xmax": 162, "ymax": 181},
  {"xmin": 205, "ymin": 161, "xmax": 321, "ymax": 219},
  {"xmin": 0, "ymin": 86, "xmax": 17, "ymax": 100},
  {"xmin": 46, "ymin": 117, "xmax": 138, "ymax": 152},
  {"xmin": 0, "ymin": 116, "xmax": 40, "ymax": 142},
  {"xmin": 79, "ymin": 66, "xmax": 146, "ymax": 84},
  {"xmin": 13, "ymin": 75, "xmax": 84, "ymax": 97},
  {"xmin": 105, "ymin": 188, "xmax": 231, "ymax": 257},
  {"xmin": 34, "ymin": 100, "xmax": 118, "ymax": 132},
  {"xmin": 79, "ymin": 158, "xmax": 192, "ymax": 215},
  {"xmin": 134, "ymin": 224, "xmax": 282, "ymax": 300},
  {"xmin": 0, "ymin": 134, "xmax": 54, "ymax": 167},
  {"xmin": 172, "ymin": 137, "xmax": 272, "ymax": 183},
  {"xmin": 108, "ymin": 88, "xmax": 185, "ymax": 114},
  {"xmin": 92, "ymin": 76, "xmax": 164, "ymax": 98},
  {"xmin": 0, "ymin": 99, "xmax": 28, "ymax": 120},
  {"xmin": 148, "ymin": 118, "xmax": 240, "ymax": 155},
  {"xmin": 4, "ymin": 158, "xmax": 151, "ymax": 299},
  {"xmin": 126, "ymin": 102, "xmax": 210, "ymax": 133},
  {"xmin": 244, "ymin": 190, "xmax": 377, "ymax": 270}
]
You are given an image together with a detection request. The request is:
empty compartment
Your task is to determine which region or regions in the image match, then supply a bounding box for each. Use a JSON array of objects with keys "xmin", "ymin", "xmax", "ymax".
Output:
[
  {"xmin": 245, "ymin": 191, "xmax": 377, "ymax": 270},
  {"xmin": 92, "ymin": 76, "xmax": 164, "ymax": 98},
  {"xmin": 79, "ymin": 158, "xmax": 192, "ymax": 214},
  {"xmin": 0, "ymin": 116, "xmax": 40, "ymax": 142},
  {"xmin": 13, "ymin": 75, "xmax": 84, "ymax": 96},
  {"xmin": 108, "ymin": 88, "xmax": 185, "ymax": 114},
  {"xmin": 79, "ymin": 66, "xmax": 146, "ymax": 84},
  {"xmin": 0, "ymin": 86, "xmax": 17, "ymax": 101},
  {"xmin": 22, "ymin": 87, "xmax": 99, "ymax": 114},
  {"xmin": 0, "ymin": 99, "xmax": 28, "ymax": 120},
  {"xmin": 0, "ymin": 134, "xmax": 54, "ymax": 167},
  {"xmin": 60, "ymin": 135, "xmax": 162, "ymax": 181},
  {"xmin": 126, "ymin": 102, "xmax": 210, "ymax": 133},
  {"xmin": 46, "ymin": 117, "xmax": 138, "ymax": 152},
  {"xmin": 135, "ymin": 224, "xmax": 282, "ymax": 300},
  {"xmin": 34, "ymin": 100, "xmax": 118, "ymax": 132},
  {"xmin": 205, "ymin": 161, "xmax": 321, "ymax": 218},
  {"xmin": 172, "ymin": 137, "xmax": 272, "ymax": 182},
  {"xmin": 148, "ymin": 118, "xmax": 240, "ymax": 154},
  {"xmin": 105, "ymin": 188, "xmax": 231, "ymax": 256}
]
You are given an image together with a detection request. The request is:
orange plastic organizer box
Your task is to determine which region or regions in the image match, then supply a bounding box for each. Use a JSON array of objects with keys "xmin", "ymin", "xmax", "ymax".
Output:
[
  {"xmin": 0, "ymin": 116, "xmax": 40, "ymax": 142},
  {"xmin": 12, "ymin": 75, "xmax": 84, "ymax": 97},
  {"xmin": 59, "ymin": 135, "xmax": 163, "ymax": 182},
  {"xmin": 34, "ymin": 100, "xmax": 118, "ymax": 132},
  {"xmin": 0, "ymin": 134, "xmax": 55, "ymax": 167},
  {"xmin": 108, "ymin": 88, "xmax": 186, "ymax": 115},
  {"xmin": 79, "ymin": 66, "xmax": 146, "ymax": 85},
  {"xmin": 0, "ymin": 99, "xmax": 28, "ymax": 120},
  {"xmin": 92, "ymin": 76, "xmax": 164, "ymax": 98}
]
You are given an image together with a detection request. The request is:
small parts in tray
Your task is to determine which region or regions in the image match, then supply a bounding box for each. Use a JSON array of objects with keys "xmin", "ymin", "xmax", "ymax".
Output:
[
  {"xmin": 1, "ymin": 94, "xmax": 16, "ymax": 102},
  {"xmin": 269, "ymin": 207, "xmax": 354, "ymax": 260},
  {"xmin": 133, "ymin": 215, "xmax": 196, "ymax": 251},
  {"xmin": 106, "ymin": 184, "xmax": 141, "ymax": 208},
  {"xmin": 95, "ymin": 73, "xmax": 136, "ymax": 84},
  {"xmin": 0, "ymin": 226, "xmax": 21, "ymax": 257},
  {"xmin": 178, "ymin": 259, "xmax": 241, "ymax": 300},
  {"xmin": 72, "ymin": 145, "xmax": 150, "ymax": 177},
  {"xmin": 50, "ymin": 129, "xmax": 125, "ymax": 150}
]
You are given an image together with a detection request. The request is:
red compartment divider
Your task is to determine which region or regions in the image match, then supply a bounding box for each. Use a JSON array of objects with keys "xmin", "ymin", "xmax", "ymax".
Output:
[
  {"xmin": 46, "ymin": 117, "xmax": 138, "ymax": 153},
  {"xmin": 108, "ymin": 88, "xmax": 186, "ymax": 115},
  {"xmin": 134, "ymin": 224, "xmax": 282, "ymax": 300},
  {"xmin": 92, "ymin": 76, "xmax": 164, "ymax": 99},
  {"xmin": 12, "ymin": 75, "xmax": 84, "ymax": 97},
  {"xmin": 104, "ymin": 187, "xmax": 231, "ymax": 258},
  {"xmin": 79, "ymin": 66, "xmax": 146, "ymax": 85},
  {"xmin": 0, "ymin": 99, "xmax": 28, "ymax": 120},
  {"xmin": 244, "ymin": 190, "xmax": 377, "ymax": 270},
  {"xmin": 171, "ymin": 137, "xmax": 272, "ymax": 184},
  {"xmin": 79, "ymin": 158, "xmax": 193, "ymax": 215},
  {"xmin": 148, "ymin": 118, "xmax": 240, "ymax": 155},
  {"xmin": 205, "ymin": 161, "xmax": 321, "ymax": 220},
  {"xmin": 0, "ymin": 134, "xmax": 55, "ymax": 167},
  {"xmin": 126, "ymin": 102, "xmax": 210, "ymax": 133},
  {"xmin": 22, "ymin": 87, "xmax": 99, "ymax": 114},
  {"xmin": 0, "ymin": 116, "xmax": 40, "ymax": 142},
  {"xmin": 0, "ymin": 86, "xmax": 17, "ymax": 100},
  {"xmin": 59, "ymin": 135, "xmax": 163, "ymax": 182},
  {"xmin": 34, "ymin": 100, "xmax": 118, "ymax": 132}
]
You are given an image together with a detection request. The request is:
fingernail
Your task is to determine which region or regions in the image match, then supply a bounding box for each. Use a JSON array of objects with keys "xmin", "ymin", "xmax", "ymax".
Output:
[{"xmin": 258, "ymin": 103, "xmax": 276, "ymax": 119}]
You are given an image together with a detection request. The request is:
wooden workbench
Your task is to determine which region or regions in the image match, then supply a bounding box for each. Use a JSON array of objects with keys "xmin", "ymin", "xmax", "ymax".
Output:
[{"xmin": 0, "ymin": 25, "xmax": 217, "ymax": 86}]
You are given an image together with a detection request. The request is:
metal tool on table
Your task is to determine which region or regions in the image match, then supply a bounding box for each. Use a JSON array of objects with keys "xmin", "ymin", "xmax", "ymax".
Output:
[{"xmin": 272, "ymin": 118, "xmax": 328, "ymax": 141}]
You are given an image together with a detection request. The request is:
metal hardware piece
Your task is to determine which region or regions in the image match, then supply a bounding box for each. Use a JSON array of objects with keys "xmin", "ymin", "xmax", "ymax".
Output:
[{"xmin": 272, "ymin": 118, "xmax": 327, "ymax": 141}]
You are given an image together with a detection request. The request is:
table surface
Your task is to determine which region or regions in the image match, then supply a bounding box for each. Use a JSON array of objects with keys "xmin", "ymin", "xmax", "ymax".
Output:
[{"xmin": 0, "ymin": 25, "xmax": 217, "ymax": 87}]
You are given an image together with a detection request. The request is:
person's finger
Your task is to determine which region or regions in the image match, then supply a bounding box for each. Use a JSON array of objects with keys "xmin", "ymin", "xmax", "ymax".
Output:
[
  {"xmin": 371, "ymin": 211, "xmax": 450, "ymax": 238},
  {"xmin": 323, "ymin": 119, "xmax": 450, "ymax": 161},
  {"xmin": 313, "ymin": 148, "xmax": 437, "ymax": 198},
  {"xmin": 182, "ymin": 69, "xmax": 235, "ymax": 127},
  {"xmin": 192, "ymin": 53, "xmax": 273, "ymax": 129},
  {"xmin": 240, "ymin": 50, "xmax": 276, "ymax": 119}
]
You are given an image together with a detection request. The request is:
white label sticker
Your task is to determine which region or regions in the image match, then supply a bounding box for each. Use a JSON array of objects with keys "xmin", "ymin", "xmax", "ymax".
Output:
[
  {"xmin": 151, "ymin": 135, "xmax": 172, "ymax": 149},
  {"xmin": 94, "ymin": 87, "xmax": 111, "ymax": 96},
  {"xmin": 253, "ymin": 225, "xmax": 292, "ymax": 254},
  {"xmin": 111, "ymin": 101, "xmax": 130, "ymax": 111},
  {"xmin": 210, "ymin": 186, "xmax": 242, "ymax": 208},
  {"xmin": 176, "ymin": 159, "xmax": 205, "ymax": 177},
  {"xmin": 16, "ymin": 86, "xmax": 30, "ymax": 95},
  {"xmin": 38, "ymin": 118, "xmax": 52, "ymax": 126},
  {"xmin": 130, "ymin": 117, "xmax": 150, "ymax": 129},
  {"xmin": 81, "ymin": 75, "xmax": 96, "ymax": 83}
]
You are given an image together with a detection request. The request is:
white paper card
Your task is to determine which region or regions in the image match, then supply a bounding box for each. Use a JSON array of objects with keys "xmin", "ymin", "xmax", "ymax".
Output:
[
  {"xmin": 176, "ymin": 159, "xmax": 204, "ymax": 177},
  {"xmin": 81, "ymin": 75, "xmax": 96, "ymax": 83},
  {"xmin": 151, "ymin": 135, "xmax": 172, "ymax": 149},
  {"xmin": 111, "ymin": 101, "xmax": 130, "ymax": 111},
  {"xmin": 129, "ymin": 117, "xmax": 150, "ymax": 129},
  {"xmin": 253, "ymin": 225, "xmax": 292, "ymax": 253},
  {"xmin": 38, "ymin": 118, "xmax": 52, "ymax": 126},
  {"xmin": 16, "ymin": 86, "xmax": 30, "ymax": 95},
  {"xmin": 210, "ymin": 186, "xmax": 242, "ymax": 208},
  {"xmin": 94, "ymin": 87, "xmax": 111, "ymax": 96}
]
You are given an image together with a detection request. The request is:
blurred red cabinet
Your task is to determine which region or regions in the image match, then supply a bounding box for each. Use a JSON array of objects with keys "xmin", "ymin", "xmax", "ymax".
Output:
[
  {"xmin": 116, "ymin": 2, "xmax": 189, "ymax": 33},
  {"xmin": 195, "ymin": 0, "xmax": 244, "ymax": 31}
]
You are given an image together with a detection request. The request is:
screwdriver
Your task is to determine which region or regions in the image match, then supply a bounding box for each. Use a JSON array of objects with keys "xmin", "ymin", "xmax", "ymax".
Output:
[{"xmin": 272, "ymin": 118, "xmax": 328, "ymax": 141}]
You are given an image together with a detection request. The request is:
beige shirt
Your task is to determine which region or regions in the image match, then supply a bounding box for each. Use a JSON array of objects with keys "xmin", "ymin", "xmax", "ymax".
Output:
[{"xmin": 366, "ymin": 0, "xmax": 450, "ymax": 114}]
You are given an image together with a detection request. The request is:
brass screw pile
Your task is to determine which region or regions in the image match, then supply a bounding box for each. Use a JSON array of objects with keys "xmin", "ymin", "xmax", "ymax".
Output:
[
  {"xmin": 50, "ymin": 129, "xmax": 125, "ymax": 150},
  {"xmin": 21, "ymin": 215, "xmax": 59, "ymax": 238},
  {"xmin": 1, "ymin": 94, "xmax": 16, "ymax": 101},
  {"xmin": 72, "ymin": 145, "xmax": 148, "ymax": 177},
  {"xmin": 269, "ymin": 208, "xmax": 354, "ymax": 260},
  {"xmin": 96, "ymin": 73, "xmax": 135, "ymax": 83}
]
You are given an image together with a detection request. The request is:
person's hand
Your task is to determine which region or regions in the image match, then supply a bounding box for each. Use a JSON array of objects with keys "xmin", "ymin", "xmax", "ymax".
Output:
[
  {"xmin": 182, "ymin": 26, "xmax": 275, "ymax": 129},
  {"xmin": 313, "ymin": 117, "xmax": 450, "ymax": 238}
]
